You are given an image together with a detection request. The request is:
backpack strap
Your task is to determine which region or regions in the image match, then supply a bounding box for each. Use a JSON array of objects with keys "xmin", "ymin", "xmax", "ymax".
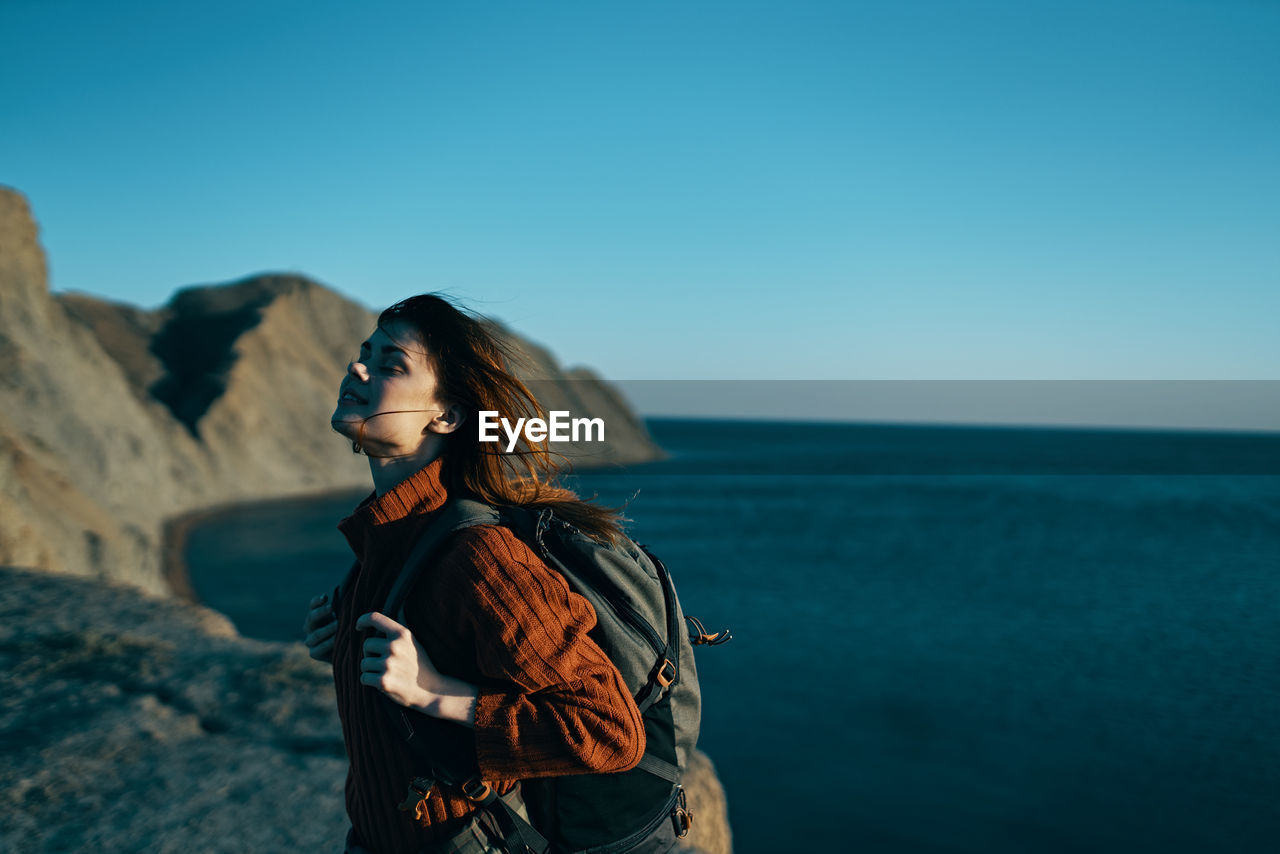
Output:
[
  {"xmin": 635, "ymin": 753, "xmax": 681, "ymax": 784},
  {"xmin": 370, "ymin": 498, "xmax": 551, "ymax": 854},
  {"xmin": 369, "ymin": 498, "xmax": 500, "ymax": 775},
  {"xmin": 373, "ymin": 496, "xmax": 547, "ymax": 850},
  {"xmin": 383, "ymin": 498, "xmax": 500, "ymax": 622},
  {"xmin": 459, "ymin": 779, "xmax": 551, "ymax": 854}
]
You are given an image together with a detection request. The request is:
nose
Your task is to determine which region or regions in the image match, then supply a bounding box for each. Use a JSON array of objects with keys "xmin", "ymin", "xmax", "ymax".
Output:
[{"xmin": 347, "ymin": 359, "xmax": 370, "ymax": 381}]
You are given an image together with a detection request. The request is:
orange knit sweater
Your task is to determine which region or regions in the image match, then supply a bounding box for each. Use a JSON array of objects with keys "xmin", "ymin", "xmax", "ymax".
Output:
[{"xmin": 332, "ymin": 457, "xmax": 646, "ymax": 854}]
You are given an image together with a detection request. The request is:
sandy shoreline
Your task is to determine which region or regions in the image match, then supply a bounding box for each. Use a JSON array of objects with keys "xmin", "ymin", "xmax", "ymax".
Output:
[
  {"xmin": 159, "ymin": 452, "xmax": 652, "ymax": 608},
  {"xmin": 159, "ymin": 486, "xmax": 369, "ymax": 606}
]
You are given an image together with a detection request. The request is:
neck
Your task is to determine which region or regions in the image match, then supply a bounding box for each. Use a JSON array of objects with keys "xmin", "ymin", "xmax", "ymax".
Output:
[{"xmin": 365, "ymin": 438, "xmax": 445, "ymax": 496}]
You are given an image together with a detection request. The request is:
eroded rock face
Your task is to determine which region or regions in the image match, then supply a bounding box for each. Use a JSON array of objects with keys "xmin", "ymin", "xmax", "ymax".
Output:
[
  {"xmin": 0, "ymin": 188, "xmax": 50, "ymax": 329},
  {"xmin": 0, "ymin": 566, "xmax": 729, "ymax": 854},
  {"xmin": 1, "ymin": 190, "xmax": 199, "ymax": 595},
  {"xmin": 0, "ymin": 187, "xmax": 663, "ymax": 593}
]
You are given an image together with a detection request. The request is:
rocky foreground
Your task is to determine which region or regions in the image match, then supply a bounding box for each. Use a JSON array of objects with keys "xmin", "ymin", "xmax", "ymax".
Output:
[{"xmin": 0, "ymin": 566, "xmax": 731, "ymax": 854}]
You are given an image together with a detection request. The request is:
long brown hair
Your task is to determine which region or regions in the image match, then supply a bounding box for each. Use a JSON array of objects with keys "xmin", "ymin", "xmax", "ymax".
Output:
[{"xmin": 378, "ymin": 293, "xmax": 627, "ymax": 545}]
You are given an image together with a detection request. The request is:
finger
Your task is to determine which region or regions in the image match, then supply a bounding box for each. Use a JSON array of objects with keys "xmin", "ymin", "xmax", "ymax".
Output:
[
  {"xmin": 305, "ymin": 620, "xmax": 338, "ymax": 648},
  {"xmin": 310, "ymin": 593, "xmax": 329, "ymax": 608},
  {"xmin": 309, "ymin": 638, "xmax": 334, "ymax": 661},
  {"xmin": 361, "ymin": 637, "xmax": 390, "ymax": 658},
  {"xmin": 360, "ymin": 657, "xmax": 388, "ymax": 675},
  {"xmin": 304, "ymin": 608, "xmax": 335, "ymax": 632},
  {"xmin": 356, "ymin": 611, "xmax": 403, "ymax": 636},
  {"xmin": 359, "ymin": 671, "xmax": 385, "ymax": 690}
]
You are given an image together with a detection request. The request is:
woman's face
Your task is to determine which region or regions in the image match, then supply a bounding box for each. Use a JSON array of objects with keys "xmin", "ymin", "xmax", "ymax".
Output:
[{"xmin": 332, "ymin": 320, "xmax": 458, "ymax": 456}]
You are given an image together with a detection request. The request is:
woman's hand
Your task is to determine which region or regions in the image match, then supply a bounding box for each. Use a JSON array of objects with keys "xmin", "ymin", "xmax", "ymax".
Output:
[
  {"xmin": 303, "ymin": 593, "xmax": 337, "ymax": 663},
  {"xmin": 356, "ymin": 611, "xmax": 479, "ymax": 726}
]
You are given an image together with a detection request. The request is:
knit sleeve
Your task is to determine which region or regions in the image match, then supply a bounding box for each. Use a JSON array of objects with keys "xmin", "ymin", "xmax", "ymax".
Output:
[{"xmin": 434, "ymin": 525, "xmax": 646, "ymax": 781}]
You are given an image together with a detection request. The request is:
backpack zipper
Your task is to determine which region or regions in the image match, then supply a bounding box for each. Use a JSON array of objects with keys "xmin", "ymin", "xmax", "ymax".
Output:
[{"xmin": 534, "ymin": 509, "xmax": 668, "ymax": 659}]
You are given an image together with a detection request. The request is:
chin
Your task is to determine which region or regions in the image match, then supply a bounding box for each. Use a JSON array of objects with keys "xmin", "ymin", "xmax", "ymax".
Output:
[{"xmin": 330, "ymin": 411, "xmax": 362, "ymax": 438}]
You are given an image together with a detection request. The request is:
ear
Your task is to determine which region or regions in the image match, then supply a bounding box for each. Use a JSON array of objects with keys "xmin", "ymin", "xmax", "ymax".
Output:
[{"xmin": 425, "ymin": 403, "xmax": 467, "ymax": 435}]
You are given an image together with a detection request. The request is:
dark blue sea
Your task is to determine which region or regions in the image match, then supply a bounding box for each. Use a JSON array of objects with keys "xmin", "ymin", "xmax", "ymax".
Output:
[{"xmin": 184, "ymin": 419, "xmax": 1280, "ymax": 853}]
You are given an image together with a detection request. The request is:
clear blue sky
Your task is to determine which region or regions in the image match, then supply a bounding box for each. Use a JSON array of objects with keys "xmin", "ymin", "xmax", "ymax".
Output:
[{"xmin": 2, "ymin": 0, "xmax": 1277, "ymax": 389}]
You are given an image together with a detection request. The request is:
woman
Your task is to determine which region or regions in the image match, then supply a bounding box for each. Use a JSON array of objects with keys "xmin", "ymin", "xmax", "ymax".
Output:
[{"xmin": 302, "ymin": 294, "xmax": 645, "ymax": 854}]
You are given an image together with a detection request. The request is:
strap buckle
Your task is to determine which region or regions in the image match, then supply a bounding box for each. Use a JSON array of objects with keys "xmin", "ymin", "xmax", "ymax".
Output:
[
  {"xmin": 397, "ymin": 776, "xmax": 438, "ymax": 822},
  {"xmin": 655, "ymin": 658, "xmax": 677, "ymax": 688},
  {"xmin": 461, "ymin": 776, "xmax": 494, "ymax": 803},
  {"xmin": 672, "ymin": 786, "xmax": 694, "ymax": 839}
]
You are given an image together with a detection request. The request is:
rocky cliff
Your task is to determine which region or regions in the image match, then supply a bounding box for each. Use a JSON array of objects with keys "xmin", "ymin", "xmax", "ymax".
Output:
[{"xmin": 0, "ymin": 186, "xmax": 662, "ymax": 595}]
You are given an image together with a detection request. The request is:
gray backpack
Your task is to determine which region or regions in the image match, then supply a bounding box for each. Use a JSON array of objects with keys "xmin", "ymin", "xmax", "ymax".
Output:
[{"xmin": 364, "ymin": 498, "xmax": 728, "ymax": 854}]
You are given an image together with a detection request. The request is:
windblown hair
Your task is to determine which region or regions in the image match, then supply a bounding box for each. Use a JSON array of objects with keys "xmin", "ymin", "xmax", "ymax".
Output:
[{"xmin": 378, "ymin": 293, "xmax": 627, "ymax": 545}]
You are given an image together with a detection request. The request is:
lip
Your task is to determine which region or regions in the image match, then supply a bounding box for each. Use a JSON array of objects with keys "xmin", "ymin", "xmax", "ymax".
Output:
[{"xmin": 337, "ymin": 388, "xmax": 368, "ymax": 405}]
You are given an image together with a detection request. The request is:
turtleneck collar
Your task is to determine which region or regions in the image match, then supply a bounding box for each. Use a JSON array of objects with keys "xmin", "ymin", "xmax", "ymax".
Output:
[{"xmin": 338, "ymin": 456, "xmax": 449, "ymax": 562}]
